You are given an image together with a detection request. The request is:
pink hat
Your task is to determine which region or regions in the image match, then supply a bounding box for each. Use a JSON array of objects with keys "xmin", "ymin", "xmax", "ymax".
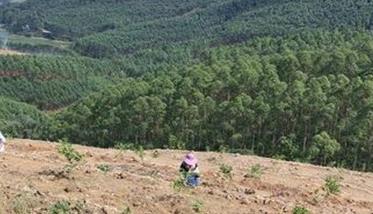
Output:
[{"xmin": 183, "ymin": 153, "xmax": 198, "ymax": 166}]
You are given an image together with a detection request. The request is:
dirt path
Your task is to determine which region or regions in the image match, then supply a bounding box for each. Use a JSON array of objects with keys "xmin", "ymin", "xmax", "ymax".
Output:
[{"xmin": 0, "ymin": 139, "xmax": 372, "ymax": 213}]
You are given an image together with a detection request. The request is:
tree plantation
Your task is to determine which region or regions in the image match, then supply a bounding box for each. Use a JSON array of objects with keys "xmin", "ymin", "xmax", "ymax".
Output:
[
  {"xmin": 2, "ymin": 0, "xmax": 373, "ymax": 58},
  {"xmin": 53, "ymin": 31, "xmax": 373, "ymax": 172},
  {"xmin": 0, "ymin": 0, "xmax": 371, "ymax": 173}
]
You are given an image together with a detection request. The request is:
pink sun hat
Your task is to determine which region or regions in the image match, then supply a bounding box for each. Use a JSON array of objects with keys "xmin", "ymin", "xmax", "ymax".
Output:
[{"xmin": 183, "ymin": 152, "xmax": 198, "ymax": 166}]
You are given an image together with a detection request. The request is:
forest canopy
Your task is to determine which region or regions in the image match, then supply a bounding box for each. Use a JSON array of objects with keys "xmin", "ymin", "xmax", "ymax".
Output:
[{"xmin": 53, "ymin": 30, "xmax": 373, "ymax": 172}]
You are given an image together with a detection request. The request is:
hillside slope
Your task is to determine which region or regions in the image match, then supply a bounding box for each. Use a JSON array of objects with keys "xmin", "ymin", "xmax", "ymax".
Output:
[
  {"xmin": 0, "ymin": 139, "xmax": 372, "ymax": 213},
  {"xmin": 2, "ymin": 0, "xmax": 373, "ymax": 58}
]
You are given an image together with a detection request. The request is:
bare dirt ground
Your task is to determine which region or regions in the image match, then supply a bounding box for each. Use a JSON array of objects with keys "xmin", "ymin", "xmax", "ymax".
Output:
[{"xmin": 0, "ymin": 139, "xmax": 373, "ymax": 214}]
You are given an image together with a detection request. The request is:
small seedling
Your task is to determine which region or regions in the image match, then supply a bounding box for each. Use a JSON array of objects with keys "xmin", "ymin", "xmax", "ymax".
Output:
[
  {"xmin": 63, "ymin": 163, "xmax": 78, "ymax": 174},
  {"xmin": 324, "ymin": 176, "xmax": 341, "ymax": 195},
  {"xmin": 148, "ymin": 170, "xmax": 160, "ymax": 178},
  {"xmin": 11, "ymin": 193, "xmax": 37, "ymax": 214},
  {"xmin": 57, "ymin": 141, "xmax": 83, "ymax": 163},
  {"xmin": 192, "ymin": 200, "xmax": 203, "ymax": 213},
  {"xmin": 219, "ymin": 164, "xmax": 233, "ymax": 179},
  {"xmin": 172, "ymin": 177, "xmax": 185, "ymax": 192},
  {"xmin": 97, "ymin": 164, "xmax": 110, "ymax": 173},
  {"xmin": 49, "ymin": 200, "xmax": 70, "ymax": 214},
  {"xmin": 120, "ymin": 206, "xmax": 131, "ymax": 214},
  {"xmin": 311, "ymin": 189, "xmax": 325, "ymax": 205},
  {"xmin": 245, "ymin": 164, "xmax": 263, "ymax": 179},
  {"xmin": 135, "ymin": 145, "xmax": 145, "ymax": 161},
  {"xmin": 292, "ymin": 206, "xmax": 310, "ymax": 214}
]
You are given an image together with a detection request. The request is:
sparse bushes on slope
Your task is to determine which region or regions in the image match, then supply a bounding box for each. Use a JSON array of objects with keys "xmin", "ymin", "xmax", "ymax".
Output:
[
  {"xmin": 192, "ymin": 200, "xmax": 204, "ymax": 213},
  {"xmin": 324, "ymin": 176, "xmax": 341, "ymax": 195},
  {"xmin": 57, "ymin": 141, "xmax": 83, "ymax": 163},
  {"xmin": 49, "ymin": 200, "xmax": 70, "ymax": 214},
  {"xmin": 245, "ymin": 164, "xmax": 263, "ymax": 179},
  {"xmin": 219, "ymin": 164, "xmax": 233, "ymax": 179}
]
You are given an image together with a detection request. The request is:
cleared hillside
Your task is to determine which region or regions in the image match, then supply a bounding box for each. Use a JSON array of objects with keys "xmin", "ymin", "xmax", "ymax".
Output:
[{"xmin": 0, "ymin": 139, "xmax": 372, "ymax": 213}]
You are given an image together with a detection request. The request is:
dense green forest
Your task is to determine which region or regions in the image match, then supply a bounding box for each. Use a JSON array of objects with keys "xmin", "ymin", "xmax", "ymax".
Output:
[
  {"xmin": 2, "ymin": 0, "xmax": 373, "ymax": 58},
  {"xmin": 0, "ymin": 0, "xmax": 372, "ymax": 172},
  {"xmin": 0, "ymin": 55, "xmax": 129, "ymax": 109},
  {"xmin": 53, "ymin": 31, "xmax": 373, "ymax": 171},
  {"xmin": 0, "ymin": 96, "xmax": 50, "ymax": 138}
]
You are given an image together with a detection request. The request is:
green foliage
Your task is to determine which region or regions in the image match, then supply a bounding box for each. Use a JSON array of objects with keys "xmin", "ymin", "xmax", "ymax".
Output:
[
  {"xmin": 168, "ymin": 134, "xmax": 185, "ymax": 150},
  {"xmin": 309, "ymin": 132, "xmax": 341, "ymax": 166},
  {"xmin": 0, "ymin": 0, "xmax": 372, "ymax": 174},
  {"xmin": 324, "ymin": 176, "xmax": 341, "ymax": 195},
  {"xmin": 0, "ymin": 55, "xmax": 125, "ymax": 110},
  {"xmin": 218, "ymin": 145, "xmax": 228, "ymax": 153},
  {"xmin": 219, "ymin": 164, "xmax": 233, "ymax": 179},
  {"xmin": 245, "ymin": 164, "xmax": 263, "ymax": 179},
  {"xmin": 57, "ymin": 141, "xmax": 83, "ymax": 163},
  {"xmin": 292, "ymin": 206, "xmax": 310, "ymax": 214},
  {"xmin": 53, "ymin": 30, "xmax": 373, "ymax": 172},
  {"xmin": 97, "ymin": 164, "xmax": 110, "ymax": 173},
  {"xmin": 3, "ymin": 0, "xmax": 373, "ymax": 59},
  {"xmin": 274, "ymin": 135, "xmax": 299, "ymax": 161},
  {"xmin": 114, "ymin": 142, "xmax": 135, "ymax": 151},
  {"xmin": 192, "ymin": 200, "xmax": 204, "ymax": 213},
  {"xmin": 0, "ymin": 96, "xmax": 51, "ymax": 139},
  {"xmin": 135, "ymin": 145, "xmax": 145, "ymax": 162},
  {"xmin": 49, "ymin": 200, "xmax": 70, "ymax": 214},
  {"xmin": 172, "ymin": 177, "xmax": 185, "ymax": 192}
]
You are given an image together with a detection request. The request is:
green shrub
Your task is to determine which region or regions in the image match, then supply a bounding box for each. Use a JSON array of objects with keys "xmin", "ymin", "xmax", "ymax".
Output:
[
  {"xmin": 192, "ymin": 200, "xmax": 203, "ymax": 213},
  {"xmin": 49, "ymin": 200, "xmax": 70, "ymax": 214},
  {"xmin": 97, "ymin": 164, "xmax": 110, "ymax": 173},
  {"xmin": 324, "ymin": 176, "xmax": 341, "ymax": 195},
  {"xmin": 172, "ymin": 177, "xmax": 185, "ymax": 192},
  {"xmin": 219, "ymin": 164, "xmax": 233, "ymax": 179},
  {"xmin": 57, "ymin": 141, "xmax": 83, "ymax": 163},
  {"xmin": 292, "ymin": 206, "xmax": 310, "ymax": 214},
  {"xmin": 135, "ymin": 145, "xmax": 145, "ymax": 161},
  {"xmin": 245, "ymin": 164, "xmax": 263, "ymax": 179},
  {"xmin": 168, "ymin": 135, "xmax": 185, "ymax": 150},
  {"xmin": 218, "ymin": 145, "xmax": 228, "ymax": 153}
]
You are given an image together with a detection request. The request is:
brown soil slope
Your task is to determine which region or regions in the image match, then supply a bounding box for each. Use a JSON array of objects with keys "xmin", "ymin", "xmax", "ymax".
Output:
[{"xmin": 0, "ymin": 139, "xmax": 372, "ymax": 214}]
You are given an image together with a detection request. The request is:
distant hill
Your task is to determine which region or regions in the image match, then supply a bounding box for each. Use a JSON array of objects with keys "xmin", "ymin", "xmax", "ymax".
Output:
[{"xmin": 1, "ymin": 0, "xmax": 373, "ymax": 58}]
